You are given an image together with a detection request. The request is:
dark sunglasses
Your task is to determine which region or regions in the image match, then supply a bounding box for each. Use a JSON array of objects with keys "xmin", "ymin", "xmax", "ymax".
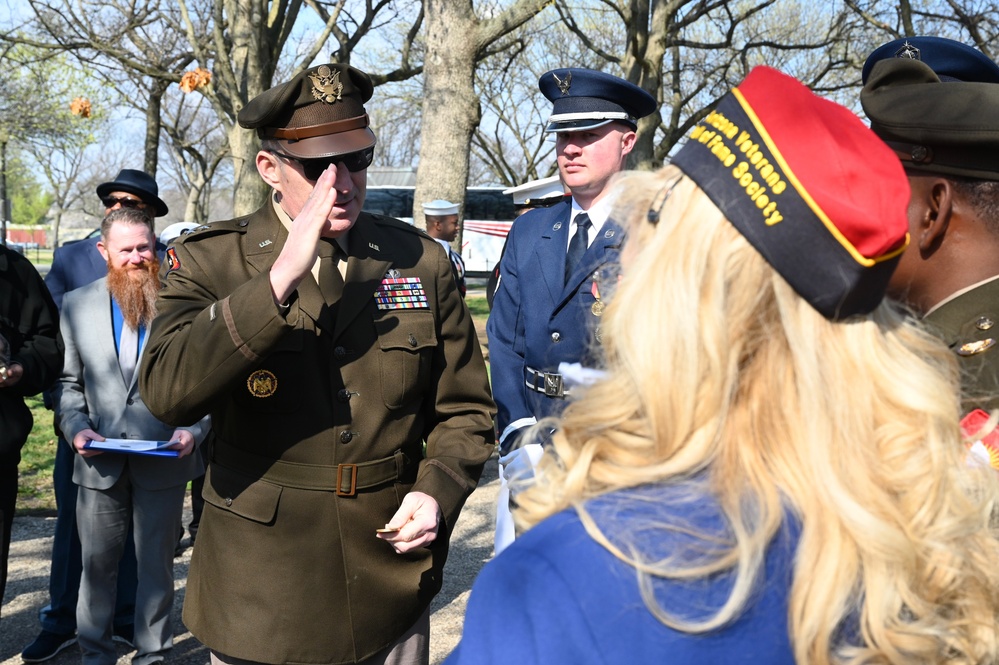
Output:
[
  {"xmin": 271, "ymin": 147, "xmax": 375, "ymax": 180},
  {"xmin": 101, "ymin": 196, "xmax": 147, "ymax": 210}
]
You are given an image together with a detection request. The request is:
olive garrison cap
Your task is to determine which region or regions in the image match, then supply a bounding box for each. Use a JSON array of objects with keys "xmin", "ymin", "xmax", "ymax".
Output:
[
  {"xmin": 861, "ymin": 37, "xmax": 999, "ymax": 180},
  {"xmin": 238, "ymin": 63, "xmax": 376, "ymax": 159}
]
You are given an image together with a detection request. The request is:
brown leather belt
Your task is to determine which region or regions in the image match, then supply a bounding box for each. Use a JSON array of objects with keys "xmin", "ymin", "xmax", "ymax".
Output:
[{"xmin": 212, "ymin": 438, "xmax": 410, "ymax": 497}]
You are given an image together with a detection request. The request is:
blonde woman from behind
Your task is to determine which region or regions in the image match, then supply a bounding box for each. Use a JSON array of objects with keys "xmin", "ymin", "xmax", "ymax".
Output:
[{"xmin": 446, "ymin": 66, "xmax": 999, "ymax": 665}]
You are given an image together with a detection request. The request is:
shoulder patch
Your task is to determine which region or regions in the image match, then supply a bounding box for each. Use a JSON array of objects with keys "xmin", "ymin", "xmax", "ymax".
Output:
[{"xmin": 165, "ymin": 247, "xmax": 181, "ymax": 273}]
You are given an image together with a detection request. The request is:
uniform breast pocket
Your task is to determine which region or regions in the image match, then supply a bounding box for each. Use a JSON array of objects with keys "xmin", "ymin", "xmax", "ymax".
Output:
[
  {"xmin": 374, "ymin": 313, "xmax": 438, "ymax": 409},
  {"xmin": 232, "ymin": 328, "xmax": 305, "ymax": 414}
]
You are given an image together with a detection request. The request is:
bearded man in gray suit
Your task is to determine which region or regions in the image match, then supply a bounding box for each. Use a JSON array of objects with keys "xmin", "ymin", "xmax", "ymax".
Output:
[{"xmin": 54, "ymin": 207, "xmax": 206, "ymax": 665}]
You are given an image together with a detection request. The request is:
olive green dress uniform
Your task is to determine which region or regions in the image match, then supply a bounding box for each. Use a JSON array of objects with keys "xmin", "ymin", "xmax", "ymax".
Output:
[
  {"xmin": 138, "ymin": 202, "xmax": 495, "ymax": 664},
  {"xmin": 924, "ymin": 279, "xmax": 999, "ymax": 414}
]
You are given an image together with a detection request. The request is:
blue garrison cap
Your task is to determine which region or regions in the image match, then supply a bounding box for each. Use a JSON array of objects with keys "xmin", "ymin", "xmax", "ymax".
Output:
[
  {"xmin": 862, "ymin": 36, "xmax": 999, "ymax": 84},
  {"xmin": 539, "ymin": 68, "xmax": 657, "ymax": 133}
]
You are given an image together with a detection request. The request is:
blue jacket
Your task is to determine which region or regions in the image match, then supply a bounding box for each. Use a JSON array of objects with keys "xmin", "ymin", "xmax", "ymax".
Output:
[
  {"xmin": 487, "ymin": 201, "xmax": 622, "ymax": 449},
  {"xmin": 445, "ymin": 485, "xmax": 799, "ymax": 665},
  {"xmin": 45, "ymin": 238, "xmax": 107, "ymax": 310}
]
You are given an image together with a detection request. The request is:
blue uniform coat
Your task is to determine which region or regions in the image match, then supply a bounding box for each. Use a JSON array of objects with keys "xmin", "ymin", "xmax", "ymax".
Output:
[{"xmin": 487, "ymin": 201, "xmax": 622, "ymax": 449}]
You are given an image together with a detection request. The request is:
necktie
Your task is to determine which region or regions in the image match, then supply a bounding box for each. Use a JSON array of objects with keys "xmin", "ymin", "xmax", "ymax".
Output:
[
  {"xmin": 119, "ymin": 324, "xmax": 138, "ymax": 386},
  {"xmin": 565, "ymin": 212, "xmax": 591, "ymax": 284},
  {"xmin": 318, "ymin": 239, "xmax": 345, "ymax": 304}
]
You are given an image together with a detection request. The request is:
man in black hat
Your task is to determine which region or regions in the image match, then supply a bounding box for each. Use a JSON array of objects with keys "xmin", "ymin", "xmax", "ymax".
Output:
[
  {"xmin": 487, "ymin": 68, "xmax": 656, "ymax": 552},
  {"xmin": 861, "ymin": 37, "xmax": 999, "ymax": 421},
  {"xmin": 139, "ymin": 63, "xmax": 495, "ymax": 665},
  {"xmin": 22, "ymin": 169, "xmax": 169, "ymax": 663}
]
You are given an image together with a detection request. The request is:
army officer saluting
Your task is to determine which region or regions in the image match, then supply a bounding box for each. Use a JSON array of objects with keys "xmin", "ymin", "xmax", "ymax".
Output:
[{"xmin": 139, "ymin": 63, "xmax": 495, "ymax": 665}]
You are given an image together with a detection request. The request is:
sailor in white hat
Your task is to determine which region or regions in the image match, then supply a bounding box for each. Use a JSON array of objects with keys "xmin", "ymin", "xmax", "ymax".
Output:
[{"xmin": 422, "ymin": 199, "xmax": 466, "ymax": 297}]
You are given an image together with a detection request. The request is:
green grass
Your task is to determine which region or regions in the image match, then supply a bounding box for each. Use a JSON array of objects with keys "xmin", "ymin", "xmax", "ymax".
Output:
[
  {"xmin": 17, "ymin": 394, "xmax": 58, "ymax": 514},
  {"xmin": 16, "ymin": 299, "xmax": 493, "ymax": 515},
  {"xmin": 466, "ymin": 294, "xmax": 489, "ymax": 320}
]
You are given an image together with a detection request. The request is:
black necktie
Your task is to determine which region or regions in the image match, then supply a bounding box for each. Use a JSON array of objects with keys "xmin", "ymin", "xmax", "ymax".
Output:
[
  {"xmin": 318, "ymin": 239, "xmax": 345, "ymax": 304},
  {"xmin": 565, "ymin": 212, "xmax": 591, "ymax": 284}
]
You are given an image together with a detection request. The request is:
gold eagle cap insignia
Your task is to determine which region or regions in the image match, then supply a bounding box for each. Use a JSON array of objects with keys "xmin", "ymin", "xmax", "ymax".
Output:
[
  {"xmin": 553, "ymin": 71, "xmax": 572, "ymax": 95},
  {"xmin": 310, "ymin": 65, "xmax": 343, "ymax": 104},
  {"xmin": 247, "ymin": 369, "xmax": 278, "ymax": 398}
]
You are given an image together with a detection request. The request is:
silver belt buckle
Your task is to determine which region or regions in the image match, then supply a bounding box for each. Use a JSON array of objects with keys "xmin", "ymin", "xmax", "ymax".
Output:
[{"xmin": 543, "ymin": 372, "xmax": 564, "ymax": 398}]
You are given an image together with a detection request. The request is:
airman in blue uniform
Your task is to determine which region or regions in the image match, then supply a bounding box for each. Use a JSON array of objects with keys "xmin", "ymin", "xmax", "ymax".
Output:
[
  {"xmin": 488, "ymin": 68, "xmax": 656, "ymax": 451},
  {"xmin": 488, "ymin": 68, "xmax": 656, "ymax": 551}
]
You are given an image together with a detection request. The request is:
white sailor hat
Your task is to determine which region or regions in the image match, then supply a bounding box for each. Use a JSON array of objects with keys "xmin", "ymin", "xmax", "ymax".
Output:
[
  {"xmin": 422, "ymin": 199, "xmax": 460, "ymax": 216},
  {"xmin": 503, "ymin": 175, "xmax": 568, "ymax": 208},
  {"xmin": 540, "ymin": 68, "xmax": 657, "ymax": 133}
]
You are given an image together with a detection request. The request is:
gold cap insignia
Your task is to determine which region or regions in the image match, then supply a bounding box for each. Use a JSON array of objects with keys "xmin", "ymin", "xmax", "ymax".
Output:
[
  {"xmin": 553, "ymin": 71, "xmax": 572, "ymax": 95},
  {"xmin": 957, "ymin": 338, "xmax": 996, "ymax": 356},
  {"xmin": 247, "ymin": 369, "xmax": 278, "ymax": 397},
  {"xmin": 310, "ymin": 65, "xmax": 343, "ymax": 104}
]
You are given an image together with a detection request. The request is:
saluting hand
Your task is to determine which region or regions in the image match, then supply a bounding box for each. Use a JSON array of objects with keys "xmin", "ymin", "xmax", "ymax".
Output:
[
  {"xmin": 377, "ymin": 491, "xmax": 442, "ymax": 554},
  {"xmin": 269, "ymin": 164, "xmax": 340, "ymax": 305}
]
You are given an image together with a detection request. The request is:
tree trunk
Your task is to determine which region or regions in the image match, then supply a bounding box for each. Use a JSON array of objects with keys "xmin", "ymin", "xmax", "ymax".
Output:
[
  {"xmin": 226, "ymin": 0, "xmax": 273, "ymax": 217},
  {"xmin": 413, "ymin": 0, "xmax": 481, "ymax": 247},
  {"xmin": 0, "ymin": 139, "xmax": 8, "ymax": 247},
  {"xmin": 144, "ymin": 80, "xmax": 169, "ymax": 177}
]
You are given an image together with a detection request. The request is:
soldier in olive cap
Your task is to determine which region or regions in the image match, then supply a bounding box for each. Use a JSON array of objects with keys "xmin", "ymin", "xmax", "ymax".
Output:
[
  {"xmin": 139, "ymin": 63, "xmax": 495, "ymax": 664},
  {"xmin": 861, "ymin": 37, "xmax": 999, "ymax": 421}
]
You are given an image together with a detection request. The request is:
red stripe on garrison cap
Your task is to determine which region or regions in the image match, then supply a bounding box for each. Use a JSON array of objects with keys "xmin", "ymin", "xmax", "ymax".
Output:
[{"xmin": 734, "ymin": 67, "xmax": 909, "ymax": 264}]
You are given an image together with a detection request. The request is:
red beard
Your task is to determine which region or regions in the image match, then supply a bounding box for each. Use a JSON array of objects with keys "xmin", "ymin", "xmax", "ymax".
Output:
[{"xmin": 106, "ymin": 257, "xmax": 161, "ymax": 330}]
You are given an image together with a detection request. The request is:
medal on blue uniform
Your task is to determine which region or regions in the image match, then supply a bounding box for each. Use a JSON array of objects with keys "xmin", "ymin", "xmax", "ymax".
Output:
[{"xmin": 590, "ymin": 280, "xmax": 604, "ymax": 316}]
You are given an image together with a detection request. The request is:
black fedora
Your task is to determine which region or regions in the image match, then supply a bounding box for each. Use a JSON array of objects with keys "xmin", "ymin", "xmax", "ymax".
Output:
[{"xmin": 96, "ymin": 169, "xmax": 169, "ymax": 217}]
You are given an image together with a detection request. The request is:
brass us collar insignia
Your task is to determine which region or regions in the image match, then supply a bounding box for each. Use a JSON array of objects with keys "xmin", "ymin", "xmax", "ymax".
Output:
[
  {"xmin": 247, "ymin": 369, "xmax": 278, "ymax": 397},
  {"xmin": 894, "ymin": 41, "xmax": 920, "ymax": 60},
  {"xmin": 957, "ymin": 338, "xmax": 996, "ymax": 356},
  {"xmin": 553, "ymin": 71, "xmax": 572, "ymax": 95},
  {"xmin": 309, "ymin": 65, "xmax": 343, "ymax": 104}
]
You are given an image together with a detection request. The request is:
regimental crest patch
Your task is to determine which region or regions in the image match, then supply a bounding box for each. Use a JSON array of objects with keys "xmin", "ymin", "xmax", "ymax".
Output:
[
  {"xmin": 166, "ymin": 247, "xmax": 180, "ymax": 273},
  {"xmin": 247, "ymin": 369, "xmax": 278, "ymax": 398},
  {"xmin": 310, "ymin": 65, "xmax": 343, "ymax": 104}
]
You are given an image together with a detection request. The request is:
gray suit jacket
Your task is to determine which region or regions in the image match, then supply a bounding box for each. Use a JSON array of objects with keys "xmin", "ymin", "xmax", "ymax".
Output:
[{"xmin": 55, "ymin": 278, "xmax": 205, "ymax": 491}]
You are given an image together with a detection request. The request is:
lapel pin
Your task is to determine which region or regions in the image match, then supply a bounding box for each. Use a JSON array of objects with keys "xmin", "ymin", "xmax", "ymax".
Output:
[
  {"xmin": 604, "ymin": 229, "xmax": 614, "ymax": 238},
  {"xmin": 553, "ymin": 222, "xmax": 562, "ymax": 231}
]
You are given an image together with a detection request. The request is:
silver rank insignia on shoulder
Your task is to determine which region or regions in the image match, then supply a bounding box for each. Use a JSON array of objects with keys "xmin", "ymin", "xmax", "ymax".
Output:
[
  {"xmin": 957, "ymin": 338, "xmax": 996, "ymax": 356},
  {"xmin": 309, "ymin": 65, "xmax": 343, "ymax": 104}
]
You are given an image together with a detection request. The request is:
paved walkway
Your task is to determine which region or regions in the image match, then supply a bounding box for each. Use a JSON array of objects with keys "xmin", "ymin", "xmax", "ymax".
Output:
[{"xmin": 0, "ymin": 457, "xmax": 499, "ymax": 665}]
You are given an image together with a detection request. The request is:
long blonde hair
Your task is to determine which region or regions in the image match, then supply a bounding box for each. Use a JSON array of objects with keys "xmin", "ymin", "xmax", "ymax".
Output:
[{"xmin": 515, "ymin": 165, "xmax": 999, "ymax": 664}]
